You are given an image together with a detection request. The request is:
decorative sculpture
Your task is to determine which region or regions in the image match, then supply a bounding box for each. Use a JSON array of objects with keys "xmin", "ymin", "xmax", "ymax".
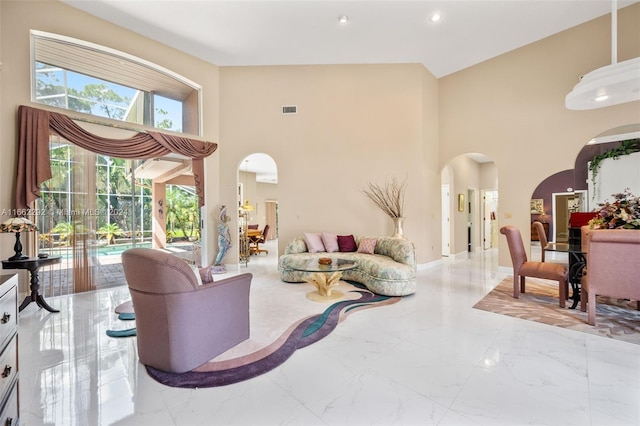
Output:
[{"xmin": 212, "ymin": 205, "xmax": 232, "ymax": 274}]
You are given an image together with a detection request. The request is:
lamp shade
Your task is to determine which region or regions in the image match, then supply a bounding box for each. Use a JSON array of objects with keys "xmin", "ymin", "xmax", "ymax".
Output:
[
  {"xmin": 0, "ymin": 217, "xmax": 38, "ymax": 233},
  {"xmin": 240, "ymin": 199, "xmax": 255, "ymax": 211},
  {"xmin": 565, "ymin": 57, "xmax": 640, "ymax": 110},
  {"xmin": 1, "ymin": 217, "xmax": 37, "ymax": 261}
]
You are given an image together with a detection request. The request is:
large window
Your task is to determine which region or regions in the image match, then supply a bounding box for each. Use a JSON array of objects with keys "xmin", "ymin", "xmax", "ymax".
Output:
[{"xmin": 31, "ymin": 30, "xmax": 200, "ymax": 134}]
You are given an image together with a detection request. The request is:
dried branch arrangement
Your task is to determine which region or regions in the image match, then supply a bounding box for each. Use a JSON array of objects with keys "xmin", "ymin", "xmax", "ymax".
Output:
[{"xmin": 361, "ymin": 177, "xmax": 407, "ymax": 219}]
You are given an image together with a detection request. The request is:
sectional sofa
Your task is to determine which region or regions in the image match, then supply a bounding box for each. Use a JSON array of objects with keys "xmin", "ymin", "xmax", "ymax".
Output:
[{"xmin": 278, "ymin": 234, "xmax": 417, "ymax": 296}]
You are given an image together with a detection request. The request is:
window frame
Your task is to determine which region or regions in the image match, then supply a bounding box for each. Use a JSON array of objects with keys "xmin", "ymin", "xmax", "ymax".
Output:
[{"xmin": 30, "ymin": 30, "xmax": 203, "ymax": 135}]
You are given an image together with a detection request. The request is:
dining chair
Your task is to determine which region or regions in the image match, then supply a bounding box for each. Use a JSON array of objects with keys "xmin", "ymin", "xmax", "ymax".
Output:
[
  {"xmin": 500, "ymin": 225, "xmax": 569, "ymax": 307},
  {"xmin": 532, "ymin": 221, "xmax": 548, "ymax": 262},
  {"xmin": 249, "ymin": 224, "xmax": 270, "ymax": 255}
]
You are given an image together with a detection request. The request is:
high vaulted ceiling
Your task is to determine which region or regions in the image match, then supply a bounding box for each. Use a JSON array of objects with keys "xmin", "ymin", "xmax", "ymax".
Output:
[
  {"xmin": 62, "ymin": 0, "xmax": 638, "ymax": 78},
  {"xmin": 59, "ymin": 0, "xmax": 639, "ymax": 182}
]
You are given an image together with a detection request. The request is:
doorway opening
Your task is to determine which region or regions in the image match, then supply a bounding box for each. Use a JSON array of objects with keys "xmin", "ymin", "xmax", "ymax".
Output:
[{"xmin": 552, "ymin": 191, "xmax": 587, "ymax": 242}]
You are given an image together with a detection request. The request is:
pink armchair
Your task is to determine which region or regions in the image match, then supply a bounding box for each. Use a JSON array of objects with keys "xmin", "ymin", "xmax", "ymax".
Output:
[
  {"xmin": 532, "ymin": 221, "xmax": 548, "ymax": 262},
  {"xmin": 580, "ymin": 229, "xmax": 640, "ymax": 325},
  {"xmin": 500, "ymin": 225, "xmax": 568, "ymax": 307},
  {"xmin": 122, "ymin": 248, "xmax": 252, "ymax": 373}
]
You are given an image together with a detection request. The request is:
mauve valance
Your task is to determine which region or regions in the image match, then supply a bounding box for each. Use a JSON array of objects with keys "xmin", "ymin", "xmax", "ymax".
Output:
[{"xmin": 16, "ymin": 105, "xmax": 217, "ymax": 210}]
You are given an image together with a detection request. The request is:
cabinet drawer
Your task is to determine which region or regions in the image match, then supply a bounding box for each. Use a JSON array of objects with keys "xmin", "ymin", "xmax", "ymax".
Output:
[
  {"xmin": 0, "ymin": 337, "xmax": 17, "ymax": 406},
  {"xmin": 0, "ymin": 286, "xmax": 16, "ymax": 351},
  {"xmin": 0, "ymin": 381, "xmax": 18, "ymax": 426}
]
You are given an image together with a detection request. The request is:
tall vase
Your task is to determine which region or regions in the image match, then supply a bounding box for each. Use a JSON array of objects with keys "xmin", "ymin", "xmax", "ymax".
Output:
[{"xmin": 391, "ymin": 217, "xmax": 406, "ymax": 239}]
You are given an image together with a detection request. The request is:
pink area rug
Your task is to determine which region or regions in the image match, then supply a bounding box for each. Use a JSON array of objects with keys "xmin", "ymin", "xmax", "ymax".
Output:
[{"xmin": 473, "ymin": 277, "xmax": 640, "ymax": 344}]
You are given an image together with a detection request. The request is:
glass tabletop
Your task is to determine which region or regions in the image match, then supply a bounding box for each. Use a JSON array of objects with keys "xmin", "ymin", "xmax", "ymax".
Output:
[
  {"xmin": 287, "ymin": 258, "xmax": 357, "ymax": 273},
  {"xmin": 544, "ymin": 242, "xmax": 584, "ymax": 254}
]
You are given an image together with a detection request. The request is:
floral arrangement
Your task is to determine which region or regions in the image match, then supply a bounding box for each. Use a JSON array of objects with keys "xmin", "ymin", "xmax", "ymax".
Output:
[
  {"xmin": 588, "ymin": 189, "xmax": 640, "ymax": 229},
  {"xmin": 361, "ymin": 177, "xmax": 407, "ymax": 219}
]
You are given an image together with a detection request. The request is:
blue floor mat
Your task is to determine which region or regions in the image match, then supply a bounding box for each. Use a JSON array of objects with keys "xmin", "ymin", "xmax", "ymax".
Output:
[
  {"xmin": 118, "ymin": 312, "xmax": 136, "ymax": 321},
  {"xmin": 106, "ymin": 328, "xmax": 137, "ymax": 338}
]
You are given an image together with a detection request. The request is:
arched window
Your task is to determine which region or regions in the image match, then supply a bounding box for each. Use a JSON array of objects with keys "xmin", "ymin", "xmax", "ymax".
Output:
[{"xmin": 31, "ymin": 30, "xmax": 201, "ymax": 135}]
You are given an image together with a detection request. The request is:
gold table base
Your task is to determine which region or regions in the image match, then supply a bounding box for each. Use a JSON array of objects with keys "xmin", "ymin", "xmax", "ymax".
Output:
[{"xmin": 304, "ymin": 271, "xmax": 344, "ymax": 302}]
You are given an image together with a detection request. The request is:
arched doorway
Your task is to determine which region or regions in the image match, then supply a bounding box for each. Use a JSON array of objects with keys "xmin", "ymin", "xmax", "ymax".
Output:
[
  {"xmin": 441, "ymin": 153, "xmax": 498, "ymax": 258},
  {"xmin": 237, "ymin": 153, "xmax": 278, "ymax": 265}
]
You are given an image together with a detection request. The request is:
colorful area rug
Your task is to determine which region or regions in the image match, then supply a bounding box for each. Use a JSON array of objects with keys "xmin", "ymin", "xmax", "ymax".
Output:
[
  {"xmin": 110, "ymin": 280, "xmax": 400, "ymax": 387},
  {"xmin": 474, "ymin": 277, "xmax": 640, "ymax": 344}
]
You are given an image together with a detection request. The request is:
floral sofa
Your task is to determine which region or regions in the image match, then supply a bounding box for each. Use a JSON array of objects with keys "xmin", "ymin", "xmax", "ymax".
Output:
[{"xmin": 278, "ymin": 236, "xmax": 416, "ymax": 296}]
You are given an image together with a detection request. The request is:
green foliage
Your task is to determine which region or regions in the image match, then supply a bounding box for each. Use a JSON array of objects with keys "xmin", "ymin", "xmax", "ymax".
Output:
[
  {"xmin": 98, "ymin": 223, "xmax": 125, "ymax": 245},
  {"xmin": 155, "ymin": 107, "xmax": 174, "ymax": 130},
  {"xmin": 589, "ymin": 139, "xmax": 640, "ymax": 192},
  {"xmin": 51, "ymin": 221, "xmax": 73, "ymax": 241},
  {"xmin": 80, "ymin": 84, "xmax": 129, "ymax": 119},
  {"xmin": 165, "ymin": 186, "xmax": 200, "ymax": 240}
]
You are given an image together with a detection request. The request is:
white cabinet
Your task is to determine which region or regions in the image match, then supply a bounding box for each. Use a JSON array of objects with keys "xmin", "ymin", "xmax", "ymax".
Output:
[{"xmin": 0, "ymin": 274, "xmax": 18, "ymax": 425}]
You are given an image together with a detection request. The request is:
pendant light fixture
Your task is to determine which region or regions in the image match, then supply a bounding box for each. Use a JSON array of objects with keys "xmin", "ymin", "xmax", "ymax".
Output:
[
  {"xmin": 565, "ymin": 0, "xmax": 640, "ymax": 110},
  {"xmin": 240, "ymin": 160, "xmax": 255, "ymax": 211}
]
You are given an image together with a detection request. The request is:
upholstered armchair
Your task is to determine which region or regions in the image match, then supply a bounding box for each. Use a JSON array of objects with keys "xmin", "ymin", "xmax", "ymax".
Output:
[
  {"xmin": 580, "ymin": 229, "xmax": 640, "ymax": 325},
  {"xmin": 532, "ymin": 221, "xmax": 548, "ymax": 262},
  {"xmin": 500, "ymin": 225, "xmax": 568, "ymax": 307},
  {"xmin": 122, "ymin": 248, "xmax": 252, "ymax": 373}
]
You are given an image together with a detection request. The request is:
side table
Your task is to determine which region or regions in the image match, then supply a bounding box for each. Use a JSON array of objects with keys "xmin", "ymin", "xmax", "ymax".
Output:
[{"xmin": 1, "ymin": 256, "xmax": 61, "ymax": 313}]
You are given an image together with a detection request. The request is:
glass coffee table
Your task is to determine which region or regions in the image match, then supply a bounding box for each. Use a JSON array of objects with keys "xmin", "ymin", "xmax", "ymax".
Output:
[{"xmin": 287, "ymin": 258, "xmax": 357, "ymax": 301}]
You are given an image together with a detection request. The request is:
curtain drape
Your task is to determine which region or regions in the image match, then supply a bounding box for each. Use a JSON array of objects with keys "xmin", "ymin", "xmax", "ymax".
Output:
[{"xmin": 16, "ymin": 105, "xmax": 217, "ymax": 210}]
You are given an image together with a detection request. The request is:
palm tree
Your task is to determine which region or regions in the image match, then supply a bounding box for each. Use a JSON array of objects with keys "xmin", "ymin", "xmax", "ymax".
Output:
[
  {"xmin": 51, "ymin": 221, "xmax": 74, "ymax": 246},
  {"xmin": 98, "ymin": 223, "xmax": 124, "ymax": 245}
]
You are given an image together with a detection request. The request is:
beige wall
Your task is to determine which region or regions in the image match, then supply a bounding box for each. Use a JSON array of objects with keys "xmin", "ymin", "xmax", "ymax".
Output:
[
  {"xmin": 1, "ymin": 1, "xmax": 639, "ymax": 271},
  {"xmin": 439, "ymin": 3, "xmax": 640, "ymax": 266},
  {"xmin": 0, "ymin": 0, "xmax": 221, "ymax": 262},
  {"xmin": 219, "ymin": 64, "xmax": 440, "ymax": 264},
  {"xmin": 254, "ymin": 182, "xmax": 278, "ymax": 230}
]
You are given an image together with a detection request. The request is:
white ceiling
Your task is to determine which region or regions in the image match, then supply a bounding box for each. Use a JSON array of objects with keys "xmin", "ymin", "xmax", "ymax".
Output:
[
  {"xmin": 241, "ymin": 153, "xmax": 278, "ymax": 184},
  {"xmin": 62, "ymin": 0, "xmax": 637, "ymax": 78},
  {"xmin": 60, "ymin": 0, "xmax": 639, "ymax": 181}
]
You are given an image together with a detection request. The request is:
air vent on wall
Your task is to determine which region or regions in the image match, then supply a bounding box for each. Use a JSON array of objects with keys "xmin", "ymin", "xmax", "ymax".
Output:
[{"xmin": 282, "ymin": 105, "xmax": 297, "ymax": 114}]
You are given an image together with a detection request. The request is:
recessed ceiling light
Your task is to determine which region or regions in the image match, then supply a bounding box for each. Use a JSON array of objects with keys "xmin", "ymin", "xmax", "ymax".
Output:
[
  {"xmin": 428, "ymin": 12, "xmax": 442, "ymax": 23},
  {"xmin": 338, "ymin": 15, "xmax": 349, "ymax": 24}
]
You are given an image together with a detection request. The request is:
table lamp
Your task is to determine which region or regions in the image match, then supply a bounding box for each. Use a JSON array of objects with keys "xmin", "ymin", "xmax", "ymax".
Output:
[{"xmin": 0, "ymin": 217, "xmax": 38, "ymax": 261}]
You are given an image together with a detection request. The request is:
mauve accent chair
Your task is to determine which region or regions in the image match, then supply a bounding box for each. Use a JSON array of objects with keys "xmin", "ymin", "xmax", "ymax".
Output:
[
  {"xmin": 500, "ymin": 225, "xmax": 568, "ymax": 307},
  {"xmin": 580, "ymin": 229, "xmax": 640, "ymax": 325},
  {"xmin": 122, "ymin": 248, "xmax": 252, "ymax": 373},
  {"xmin": 532, "ymin": 221, "xmax": 548, "ymax": 262}
]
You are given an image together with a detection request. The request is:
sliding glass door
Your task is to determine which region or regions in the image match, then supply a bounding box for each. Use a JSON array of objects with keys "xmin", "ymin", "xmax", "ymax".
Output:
[{"xmin": 36, "ymin": 135, "xmax": 152, "ymax": 296}]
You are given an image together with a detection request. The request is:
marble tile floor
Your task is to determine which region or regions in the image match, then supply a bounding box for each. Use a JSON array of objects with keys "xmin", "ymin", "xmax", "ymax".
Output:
[{"xmin": 17, "ymin": 241, "xmax": 640, "ymax": 425}]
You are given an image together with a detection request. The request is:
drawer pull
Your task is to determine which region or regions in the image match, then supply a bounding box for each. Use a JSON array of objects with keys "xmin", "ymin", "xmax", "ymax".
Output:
[
  {"xmin": 1, "ymin": 365, "xmax": 11, "ymax": 378},
  {"xmin": 1, "ymin": 313, "xmax": 10, "ymax": 324}
]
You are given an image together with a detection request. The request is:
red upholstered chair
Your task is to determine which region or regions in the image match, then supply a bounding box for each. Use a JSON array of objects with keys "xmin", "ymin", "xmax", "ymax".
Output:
[
  {"xmin": 580, "ymin": 229, "xmax": 640, "ymax": 325},
  {"xmin": 500, "ymin": 225, "xmax": 568, "ymax": 307},
  {"xmin": 122, "ymin": 248, "xmax": 252, "ymax": 373},
  {"xmin": 532, "ymin": 221, "xmax": 548, "ymax": 262}
]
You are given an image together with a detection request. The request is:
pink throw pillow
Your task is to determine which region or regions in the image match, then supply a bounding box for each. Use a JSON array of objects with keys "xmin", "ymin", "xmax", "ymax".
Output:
[
  {"xmin": 304, "ymin": 232, "xmax": 326, "ymax": 253},
  {"xmin": 357, "ymin": 238, "xmax": 377, "ymax": 254},
  {"xmin": 337, "ymin": 234, "xmax": 357, "ymax": 252},
  {"xmin": 321, "ymin": 232, "xmax": 339, "ymax": 253}
]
